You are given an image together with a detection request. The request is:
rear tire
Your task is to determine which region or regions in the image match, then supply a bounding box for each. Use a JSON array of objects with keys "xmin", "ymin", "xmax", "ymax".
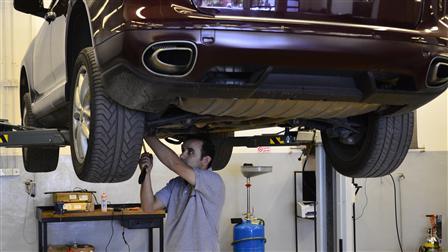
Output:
[
  {"xmin": 70, "ymin": 48, "xmax": 145, "ymax": 182},
  {"xmin": 322, "ymin": 112, "xmax": 414, "ymax": 178},
  {"xmin": 21, "ymin": 93, "xmax": 59, "ymax": 173},
  {"xmin": 210, "ymin": 132, "xmax": 234, "ymax": 170}
]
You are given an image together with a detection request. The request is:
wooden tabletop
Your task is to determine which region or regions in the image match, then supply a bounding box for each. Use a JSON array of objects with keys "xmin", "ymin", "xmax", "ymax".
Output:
[
  {"xmin": 36, "ymin": 205, "xmax": 165, "ymax": 222},
  {"xmin": 41, "ymin": 208, "xmax": 164, "ymax": 218}
]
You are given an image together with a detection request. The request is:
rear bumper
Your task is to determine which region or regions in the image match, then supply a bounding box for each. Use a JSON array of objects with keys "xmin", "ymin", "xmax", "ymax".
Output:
[{"xmin": 95, "ymin": 28, "xmax": 448, "ymax": 115}]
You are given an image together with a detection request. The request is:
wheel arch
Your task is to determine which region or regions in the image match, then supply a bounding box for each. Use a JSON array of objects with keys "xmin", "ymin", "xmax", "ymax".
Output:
[
  {"xmin": 20, "ymin": 67, "xmax": 30, "ymax": 115},
  {"xmin": 65, "ymin": 0, "xmax": 94, "ymax": 101}
]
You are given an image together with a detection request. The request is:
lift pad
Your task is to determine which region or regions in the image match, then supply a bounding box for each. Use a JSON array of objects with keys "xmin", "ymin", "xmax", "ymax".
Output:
[
  {"xmin": 230, "ymin": 131, "xmax": 316, "ymax": 148},
  {"xmin": 0, "ymin": 120, "xmax": 69, "ymax": 148}
]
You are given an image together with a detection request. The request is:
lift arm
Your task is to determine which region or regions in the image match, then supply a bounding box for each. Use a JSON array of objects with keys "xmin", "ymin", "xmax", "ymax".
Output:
[
  {"xmin": 0, "ymin": 120, "xmax": 69, "ymax": 148},
  {"xmin": 230, "ymin": 130, "xmax": 316, "ymax": 148}
]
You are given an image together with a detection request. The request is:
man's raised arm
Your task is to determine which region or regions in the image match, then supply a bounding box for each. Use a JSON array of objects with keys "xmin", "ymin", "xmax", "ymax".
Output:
[{"xmin": 145, "ymin": 136, "xmax": 196, "ymax": 186}]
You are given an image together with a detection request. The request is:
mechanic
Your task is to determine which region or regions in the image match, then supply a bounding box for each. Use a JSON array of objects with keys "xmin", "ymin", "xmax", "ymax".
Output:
[{"xmin": 140, "ymin": 135, "xmax": 225, "ymax": 251}]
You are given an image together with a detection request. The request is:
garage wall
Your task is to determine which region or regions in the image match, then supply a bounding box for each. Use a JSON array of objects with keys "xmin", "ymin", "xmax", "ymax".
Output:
[
  {"xmin": 1, "ymin": 151, "xmax": 446, "ymax": 251},
  {"xmin": 355, "ymin": 151, "xmax": 447, "ymax": 252},
  {"xmin": 0, "ymin": 1, "xmax": 42, "ymax": 83},
  {"xmin": 0, "ymin": 1, "xmax": 42, "ymax": 159},
  {"xmin": 0, "ymin": 153, "xmax": 304, "ymax": 252},
  {"xmin": 416, "ymin": 91, "xmax": 448, "ymax": 152}
]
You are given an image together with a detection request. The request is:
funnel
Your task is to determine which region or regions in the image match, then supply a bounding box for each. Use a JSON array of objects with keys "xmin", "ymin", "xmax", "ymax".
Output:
[
  {"xmin": 241, "ymin": 163, "xmax": 273, "ymax": 217},
  {"xmin": 241, "ymin": 163, "xmax": 273, "ymax": 178}
]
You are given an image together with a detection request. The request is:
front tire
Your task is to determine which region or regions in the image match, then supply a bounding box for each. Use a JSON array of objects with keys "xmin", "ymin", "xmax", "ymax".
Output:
[
  {"xmin": 70, "ymin": 48, "xmax": 145, "ymax": 182},
  {"xmin": 322, "ymin": 112, "xmax": 414, "ymax": 178}
]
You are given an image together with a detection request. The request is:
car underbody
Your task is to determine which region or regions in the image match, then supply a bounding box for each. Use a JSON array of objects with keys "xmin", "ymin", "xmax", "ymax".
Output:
[{"xmin": 12, "ymin": 0, "xmax": 448, "ymax": 182}]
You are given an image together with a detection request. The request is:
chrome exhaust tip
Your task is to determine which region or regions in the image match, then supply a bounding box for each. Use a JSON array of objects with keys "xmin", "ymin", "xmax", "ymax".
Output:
[
  {"xmin": 428, "ymin": 59, "xmax": 448, "ymax": 87},
  {"xmin": 142, "ymin": 41, "xmax": 197, "ymax": 77}
]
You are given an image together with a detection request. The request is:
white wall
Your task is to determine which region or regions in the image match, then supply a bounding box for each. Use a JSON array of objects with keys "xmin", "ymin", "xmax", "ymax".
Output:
[
  {"xmin": 0, "ymin": 153, "xmax": 306, "ymax": 252},
  {"xmin": 0, "ymin": 151, "xmax": 446, "ymax": 251},
  {"xmin": 355, "ymin": 152, "xmax": 447, "ymax": 252},
  {"xmin": 0, "ymin": 1, "xmax": 43, "ymax": 83},
  {"xmin": 416, "ymin": 91, "xmax": 448, "ymax": 151}
]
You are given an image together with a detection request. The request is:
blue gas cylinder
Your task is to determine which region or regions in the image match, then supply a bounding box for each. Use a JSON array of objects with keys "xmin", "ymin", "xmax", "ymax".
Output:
[{"xmin": 232, "ymin": 220, "xmax": 266, "ymax": 252}]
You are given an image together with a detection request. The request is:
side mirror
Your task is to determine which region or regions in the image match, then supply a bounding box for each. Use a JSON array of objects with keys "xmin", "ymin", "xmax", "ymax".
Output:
[{"xmin": 13, "ymin": 0, "xmax": 47, "ymax": 18}]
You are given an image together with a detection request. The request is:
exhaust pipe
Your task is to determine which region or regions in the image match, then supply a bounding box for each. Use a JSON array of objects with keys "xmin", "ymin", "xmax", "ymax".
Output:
[
  {"xmin": 428, "ymin": 59, "xmax": 448, "ymax": 87},
  {"xmin": 142, "ymin": 41, "xmax": 197, "ymax": 77}
]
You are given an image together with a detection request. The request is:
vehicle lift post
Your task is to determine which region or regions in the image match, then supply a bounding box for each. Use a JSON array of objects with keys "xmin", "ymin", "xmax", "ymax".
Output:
[{"xmin": 315, "ymin": 138, "xmax": 355, "ymax": 252}]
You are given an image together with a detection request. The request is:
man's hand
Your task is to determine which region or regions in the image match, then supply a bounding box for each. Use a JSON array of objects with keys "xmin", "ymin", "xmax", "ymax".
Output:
[
  {"xmin": 139, "ymin": 153, "xmax": 153, "ymax": 173},
  {"xmin": 139, "ymin": 151, "xmax": 165, "ymax": 211},
  {"xmin": 138, "ymin": 153, "xmax": 153, "ymax": 184}
]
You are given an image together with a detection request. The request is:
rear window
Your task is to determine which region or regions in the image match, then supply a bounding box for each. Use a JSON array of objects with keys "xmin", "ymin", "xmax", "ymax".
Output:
[{"xmin": 193, "ymin": 0, "xmax": 423, "ymax": 29}]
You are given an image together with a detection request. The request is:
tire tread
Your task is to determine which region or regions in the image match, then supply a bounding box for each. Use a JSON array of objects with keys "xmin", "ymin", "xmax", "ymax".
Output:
[{"xmin": 71, "ymin": 48, "xmax": 144, "ymax": 182}]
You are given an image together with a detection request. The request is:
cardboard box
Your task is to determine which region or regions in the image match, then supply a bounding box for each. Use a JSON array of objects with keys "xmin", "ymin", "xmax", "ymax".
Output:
[
  {"xmin": 68, "ymin": 244, "xmax": 95, "ymax": 252},
  {"xmin": 48, "ymin": 244, "xmax": 95, "ymax": 252},
  {"xmin": 48, "ymin": 245, "xmax": 69, "ymax": 252},
  {"xmin": 62, "ymin": 202, "xmax": 95, "ymax": 212},
  {"xmin": 53, "ymin": 192, "xmax": 93, "ymax": 203}
]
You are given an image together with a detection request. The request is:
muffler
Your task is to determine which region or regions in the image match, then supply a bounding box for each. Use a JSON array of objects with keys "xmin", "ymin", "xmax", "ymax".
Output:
[
  {"xmin": 142, "ymin": 41, "xmax": 197, "ymax": 77},
  {"xmin": 427, "ymin": 59, "xmax": 448, "ymax": 87}
]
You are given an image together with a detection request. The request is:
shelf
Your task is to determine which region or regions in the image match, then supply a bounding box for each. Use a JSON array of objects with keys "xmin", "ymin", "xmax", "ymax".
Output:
[
  {"xmin": 296, "ymin": 216, "xmax": 315, "ymax": 220},
  {"xmin": 294, "ymin": 171, "xmax": 317, "ymax": 252}
]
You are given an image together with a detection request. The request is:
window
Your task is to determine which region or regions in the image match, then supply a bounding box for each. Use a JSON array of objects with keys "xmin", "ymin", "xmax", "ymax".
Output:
[{"xmin": 193, "ymin": 0, "xmax": 276, "ymax": 11}]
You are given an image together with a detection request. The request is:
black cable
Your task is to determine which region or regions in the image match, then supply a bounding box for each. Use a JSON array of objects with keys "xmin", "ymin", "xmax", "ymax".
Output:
[
  {"xmin": 22, "ymin": 195, "xmax": 35, "ymax": 244},
  {"xmin": 389, "ymin": 174, "xmax": 403, "ymax": 252},
  {"xmin": 301, "ymin": 156, "xmax": 309, "ymax": 172},
  {"xmin": 275, "ymin": 127, "xmax": 298, "ymax": 135},
  {"xmin": 353, "ymin": 200, "xmax": 357, "ymax": 252},
  {"xmin": 301, "ymin": 130, "xmax": 316, "ymax": 172},
  {"xmin": 92, "ymin": 193, "xmax": 99, "ymax": 205},
  {"xmin": 73, "ymin": 187, "xmax": 87, "ymax": 191},
  {"xmin": 355, "ymin": 179, "xmax": 368, "ymax": 220},
  {"xmin": 121, "ymin": 211, "xmax": 131, "ymax": 252},
  {"xmin": 105, "ymin": 210, "xmax": 114, "ymax": 252},
  {"xmin": 72, "ymin": 187, "xmax": 99, "ymax": 205}
]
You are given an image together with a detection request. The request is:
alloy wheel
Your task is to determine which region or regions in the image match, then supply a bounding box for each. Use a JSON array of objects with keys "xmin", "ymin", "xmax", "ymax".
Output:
[{"xmin": 72, "ymin": 66, "xmax": 91, "ymax": 164}]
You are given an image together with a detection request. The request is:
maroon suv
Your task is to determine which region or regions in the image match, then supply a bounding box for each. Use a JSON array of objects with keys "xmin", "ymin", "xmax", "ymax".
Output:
[{"xmin": 14, "ymin": 0, "xmax": 448, "ymax": 182}]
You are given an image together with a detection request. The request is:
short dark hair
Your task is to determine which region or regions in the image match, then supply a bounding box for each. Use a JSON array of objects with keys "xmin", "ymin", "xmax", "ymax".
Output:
[{"xmin": 184, "ymin": 135, "xmax": 215, "ymax": 168}]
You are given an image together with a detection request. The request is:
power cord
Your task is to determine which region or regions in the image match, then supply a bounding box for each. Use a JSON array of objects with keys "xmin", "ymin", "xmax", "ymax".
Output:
[
  {"xmin": 105, "ymin": 210, "xmax": 114, "ymax": 252},
  {"xmin": 301, "ymin": 130, "xmax": 316, "ymax": 172},
  {"xmin": 389, "ymin": 174, "xmax": 403, "ymax": 252},
  {"xmin": 92, "ymin": 193, "xmax": 99, "ymax": 205},
  {"xmin": 121, "ymin": 211, "xmax": 131, "ymax": 252},
  {"xmin": 72, "ymin": 187, "xmax": 99, "ymax": 204},
  {"xmin": 22, "ymin": 194, "xmax": 36, "ymax": 244},
  {"xmin": 23, "ymin": 173, "xmax": 37, "ymax": 244},
  {"xmin": 355, "ymin": 179, "xmax": 368, "ymax": 220}
]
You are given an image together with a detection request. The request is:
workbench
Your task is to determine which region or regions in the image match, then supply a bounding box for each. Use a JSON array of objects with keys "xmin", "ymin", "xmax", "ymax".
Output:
[{"xmin": 36, "ymin": 204, "xmax": 165, "ymax": 252}]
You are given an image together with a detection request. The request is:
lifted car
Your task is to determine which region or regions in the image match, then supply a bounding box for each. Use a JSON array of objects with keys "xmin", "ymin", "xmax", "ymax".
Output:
[{"xmin": 14, "ymin": 0, "xmax": 448, "ymax": 182}]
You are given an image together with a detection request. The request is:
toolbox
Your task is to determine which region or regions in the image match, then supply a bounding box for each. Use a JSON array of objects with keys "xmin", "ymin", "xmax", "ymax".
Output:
[{"xmin": 45, "ymin": 191, "xmax": 96, "ymax": 212}]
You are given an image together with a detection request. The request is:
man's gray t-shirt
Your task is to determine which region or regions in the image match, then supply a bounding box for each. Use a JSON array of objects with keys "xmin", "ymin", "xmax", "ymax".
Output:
[{"xmin": 155, "ymin": 168, "xmax": 225, "ymax": 251}]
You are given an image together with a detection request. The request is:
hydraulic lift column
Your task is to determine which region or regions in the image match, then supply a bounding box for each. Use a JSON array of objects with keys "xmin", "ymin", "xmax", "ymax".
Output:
[
  {"xmin": 315, "ymin": 135, "xmax": 354, "ymax": 252},
  {"xmin": 315, "ymin": 140, "xmax": 337, "ymax": 252}
]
